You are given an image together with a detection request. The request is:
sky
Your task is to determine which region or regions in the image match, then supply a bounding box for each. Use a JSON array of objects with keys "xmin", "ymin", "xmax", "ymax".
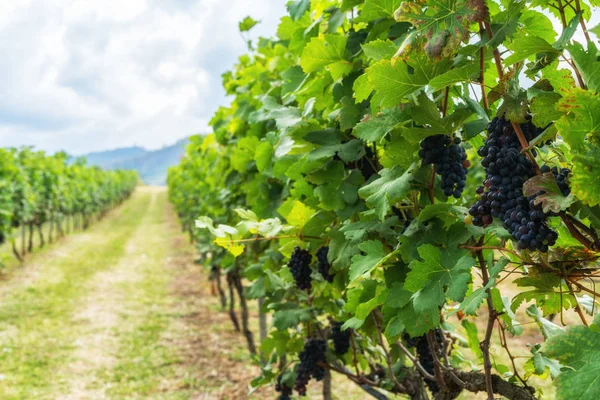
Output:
[{"xmin": 0, "ymin": 0, "xmax": 285, "ymax": 155}]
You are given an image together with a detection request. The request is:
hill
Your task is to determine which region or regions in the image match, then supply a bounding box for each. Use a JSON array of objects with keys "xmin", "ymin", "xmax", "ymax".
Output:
[{"xmin": 84, "ymin": 138, "xmax": 189, "ymax": 185}]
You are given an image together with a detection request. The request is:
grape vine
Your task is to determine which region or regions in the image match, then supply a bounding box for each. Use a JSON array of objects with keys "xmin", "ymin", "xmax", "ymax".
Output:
[{"xmin": 168, "ymin": 0, "xmax": 600, "ymax": 399}]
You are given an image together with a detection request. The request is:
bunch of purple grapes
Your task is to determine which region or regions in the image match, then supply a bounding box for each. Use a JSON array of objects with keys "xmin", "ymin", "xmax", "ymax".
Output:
[{"xmin": 468, "ymin": 116, "xmax": 558, "ymax": 251}]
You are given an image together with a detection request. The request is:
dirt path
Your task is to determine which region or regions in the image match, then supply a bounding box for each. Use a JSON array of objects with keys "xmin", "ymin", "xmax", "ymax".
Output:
[{"xmin": 0, "ymin": 187, "xmax": 274, "ymax": 400}]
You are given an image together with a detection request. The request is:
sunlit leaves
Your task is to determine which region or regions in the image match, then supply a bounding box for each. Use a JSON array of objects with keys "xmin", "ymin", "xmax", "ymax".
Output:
[
  {"xmin": 393, "ymin": 0, "xmax": 488, "ymax": 58},
  {"xmin": 405, "ymin": 244, "xmax": 474, "ymax": 311},
  {"xmin": 353, "ymin": 107, "xmax": 406, "ymax": 142},
  {"xmin": 545, "ymin": 320, "xmax": 600, "ymax": 399},
  {"xmin": 358, "ymin": 164, "xmax": 416, "ymax": 220},
  {"xmin": 366, "ymin": 56, "xmax": 450, "ymax": 107},
  {"xmin": 511, "ymin": 274, "xmax": 577, "ymax": 315},
  {"xmin": 555, "ymin": 89, "xmax": 600, "ymax": 206},
  {"xmin": 239, "ymin": 16, "xmax": 260, "ymax": 32},
  {"xmin": 300, "ymin": 35, "xmax": 352, "ymax": 79}
]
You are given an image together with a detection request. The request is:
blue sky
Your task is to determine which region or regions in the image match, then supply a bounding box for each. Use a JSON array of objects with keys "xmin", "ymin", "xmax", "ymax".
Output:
[{"xmin": 0, "ymin": 0, "xmax": 285, "ymax": 154}]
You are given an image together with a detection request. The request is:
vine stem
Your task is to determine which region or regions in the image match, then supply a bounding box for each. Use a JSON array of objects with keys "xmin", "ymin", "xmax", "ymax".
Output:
[
  {"xmin": 219, "ymin": 234, "xmax": 321, "ymax": 244},
  {"xmin": 478, "ymin": 22, "xmax": 489, "ymax": 111},
  {"xmin": 475, "ymin": 243, "xmax": 496, "ymax": 400},
  {"xmin": 395, "ymin": 340, "xmax": 436, "ymax": 381},
  {"xmin": 461, "ymin": 244, "xmax": 523, "ymax": 260},
  {"xmin": 349, "ymin": 329, "xmax": 361, "ymax": 375},
  {"xmin": 426, "ymin": 331, "xmax": 448, "ymax": 391},
  {"xmin": 565, "ymin": 279, "xmax": 590, "ymax": 326},
  {"xmin": 372, "ymin": 310, "xmax": 407, "ymax": 392},
  {"xmin": 429, "ymin": 167, "xmax": 436, "ymax": 204},
  {"xmin": 556, "ymin": 0, "xmax": 586, "ymax": 88},
  {"xmin": 567, "ymin": 278, "xmax": 600, "ymax": 298},
  {"xmin": 573, "ymin": 0, "xmax": 592, "ymax": 43}
]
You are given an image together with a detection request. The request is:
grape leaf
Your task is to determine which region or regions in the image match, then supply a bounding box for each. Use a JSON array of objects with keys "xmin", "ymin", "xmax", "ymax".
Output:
[
  {"xmin": 505, "ymin": 35, "xmax": 558, "ymax": 65},
  {"xmin": 526, "ymin": 305, "xmax": 565, "ymax": 339},
  {"xmin": 555, "ymin": 89, "xmax": 600, "ymax": 206},
  {"xmin": 366, "ymin": 57, "xmax": 450, "ymax": 108},
  {"xmin": 301, "ymin": 35, "xmax": 352, "ymax": 80},
  {"xmin": 284, "ymin": 200, "xmax": 316, "ymax": 228},
  {"xmin": 568, "ymin": 41, "xmax": 600, "ymax": 93},
  {"xmin": 459, "ymin": 257, "xmax": 508, "ymax": 316},
  {"xmin": 358, "ymin": 164, "xmax": 417, "ymax": 220},
  {"xmin": 393, "ymin": 0, "xmax": 488, "ymax": 58},
  {"xmin": 239, "ymin": 16, "xmax": 260, "ymax": 32},
  {"xmin": 362, "ymin": 39, "xmax": 398, "ymax": 61},
  {"xmin": 523, "ymin": 172, "xmax": 575, "ymax": 213},
  {"xmin": 349, "ymin": 240, "xmax": 395, "ymax": 281},
  {"xmin": 356, "ymin": 0, "xmax": 402, "ymax": 21},
  {"xmin": 545, "ymin": 322, "xmax": 600, "ymax": 399},
  {"xmin": 512, "ymin": 274, "xmax": 577, "ymax": 315},
  {"xmin": 428, "ymin": 62, "xmax": 481, "ymax": 90},
  {"xmin": 406, "ymin": 244, "xmax": 474, "ymax": 311},
  {"xmin": 273, "ymin": 305, "xmax": 313, "ymax": 329},
  {"xmin": 287, "ymin": 0, "xmax": 310, "ymax": 21},
  {"xmin": 353, "ymin": 107, "xmax": 406, "ymax": 142},
  {"xmin": 353, "ymin": 73, "xmax": 373, "ymax": 102}
]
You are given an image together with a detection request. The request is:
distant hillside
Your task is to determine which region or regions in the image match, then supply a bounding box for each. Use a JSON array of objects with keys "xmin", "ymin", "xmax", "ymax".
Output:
[{"xmin": 84, "ymin": 138, "xmax": 189, "ymax": 185}]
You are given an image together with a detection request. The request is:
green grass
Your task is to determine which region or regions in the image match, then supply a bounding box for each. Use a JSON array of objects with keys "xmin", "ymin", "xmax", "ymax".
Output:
[{"xmin": 0, "ymin": 189, "xmax": 192, "ymax": 399}]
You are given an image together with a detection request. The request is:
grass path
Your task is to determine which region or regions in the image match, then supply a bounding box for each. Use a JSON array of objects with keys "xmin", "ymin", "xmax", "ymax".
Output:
[
  {"xmin": 0, "ymin": 187, "xmax": 274, "ymax": 400},
  {"xmin": 0, "ymin": 187, "xmax": 367, "ymax": 400}
]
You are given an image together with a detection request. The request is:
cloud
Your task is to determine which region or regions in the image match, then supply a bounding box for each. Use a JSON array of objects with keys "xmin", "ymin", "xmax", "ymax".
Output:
[{"xmin": 0, "ymin": 0, "xmax": 286, "ymax": 154}]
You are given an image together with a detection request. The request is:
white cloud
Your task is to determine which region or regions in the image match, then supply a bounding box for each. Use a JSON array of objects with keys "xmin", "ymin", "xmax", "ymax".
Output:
[{"xmin": 0, "ymin": 0, "xmax": 285, "ymax": 154}]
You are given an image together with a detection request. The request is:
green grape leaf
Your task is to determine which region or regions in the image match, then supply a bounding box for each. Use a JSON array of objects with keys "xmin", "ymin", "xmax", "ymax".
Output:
[
  {"xmin": 385, "ymin": 282, "xmax": 413, "ymax": 308},
  {"xmin": 301, "ymin": 35, "xmax": 352, "ymax": 80},
  {"xmin": 239, "ymin": 16, "xmax": 260, "ymax": 32},
  {"xmin": 428, "ymin": 62, "xmax": 481, "ymax": 90},
  {"xmin": 358, "ymin": 164, "xmax": 417, "ymax": 220},
  {"xmin": 530, "ymin": 91, "xmax": 562, "ymax": 128},
  {"xmin": 555, "ymin": 89, "xmax": 600, "ymax": 206},
  {"xmin": 520, "ymin": 10, "xmax": 556, "ymax": 44},
  {"xmin": 273, "ymin": 306, "xmax": 313, "ymax": 330},
  {"xmin": 545, "ymin": 323, "xmax": 600, "ymax": 399},
  {"xmin": 459, "ymin": 257, "xmax": 508, "ymax": 316},
  {"xmin": 505, "ymin": 35, "xmax": 558, "ymax": 65},
  {"xmin": 406, "ymin": 244, "xmax": 474, "ymax": 311},
  {"xmin": 283, "ymin": 200, "xmax": 316, "ymax": 228},
  {"xmin": 366, "ymin": 57, "xmax": 449, "ymax": 108},
  {"xmin": 462, "ymin": 320, "xmax": 483, "ymax": 359},
  {"xmin": 362, "ymin": 39, "xmax": 398, "ymax": 61},
  {"xmin": 512, "ymin": 274, "xmax": 577, "ymax": 315},
  {"xmin": 353, "ymin": 107, "xmax": 406, "ymax": 142},
  {"xmin": 349, "ymin": 240, "xmax": 394, "ymax": 281},
  {"xmin": 418, "ymin": 204, "xmax": 468, "ymax": 230},
  {"xmin": 568, "ymin": 41, "xmax": 600, "ymax": 93},
  {"xmin": 395, "ymin": 302, "xmax": 440, "ymax": 336},
  {"xmin": 353, "ymin": 73, "xmax": 373, "ymax": 102},
  {"xmin": 357, "ymin": 0, "xmax": 402, "ymax": 21},
  {"xmin": 287, "ymin": 0, "xmax": 310, "ymax": 21},
  {"xmin": 497, "ymin": 79, "xmax": 529, "ymax": 123},
  {"xmin": 523, "ymin": 173, "xmax": 575, "ymax": 213},
  {"xmin": 526, "ymin": 305, "xmax": 565, "ymax": 340}
]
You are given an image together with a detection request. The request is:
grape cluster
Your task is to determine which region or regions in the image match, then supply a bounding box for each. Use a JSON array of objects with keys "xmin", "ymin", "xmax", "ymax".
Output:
[
  {"xmin": 418, "ymin": 135, "xmax": 469, "ymax": 198},
  {"xmin": 275, "ymin": 375, "xmax": 293, "ymax": 400},
  {"xmin": 469, "ymin": 116, "xmax": 558, "ymax": 252},
  {"xmin": 330, "ymin": 322, "xmax": 351, "ymax": 355},
  {"xmin": 288, "ymin": 246, "xmax": 313, "ymax": 290},
  {"xmin": 541, "ymin": 165, "xmax": 571, "ymax": 196},
  {"xmin": 404, "ymin": 330, "xmax": 444, "ymax": 394},
  {"xmin": 316, "ymin": 246, "xmax": 334, "ymax": 283},
  {"xmin": 295, "ymin": 339, "xmax": 327, "ymax": 396}
]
